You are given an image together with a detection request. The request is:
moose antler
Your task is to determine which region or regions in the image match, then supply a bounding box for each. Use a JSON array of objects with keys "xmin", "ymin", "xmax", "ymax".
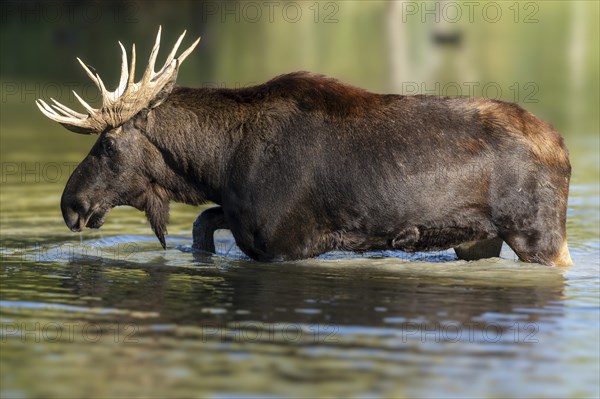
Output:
[{"xmin": 36, "ymin": 27, "xmax": 200, "ymax": 134}]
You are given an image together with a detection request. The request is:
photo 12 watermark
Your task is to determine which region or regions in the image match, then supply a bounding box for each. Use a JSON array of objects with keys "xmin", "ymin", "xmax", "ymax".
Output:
[
  {"xmin": 1, "ymin": 242, "xmax": 141, "ymax": 263},
  {"xmin": 198, "ymin": 322, "xmax": 339, "ymax": 343},
  {"xmin": 2, "ymin": 81, "xmax": 96, "ymax": 105},
  {"xmin": 399, "ymin": 1, "xmax": 540, "ymax": 24},
  {"xmin": 1, "ymin": 162, "xmax": 79, "ymax": 184},
  {"xmin": 2, "ymin": 80, "xmax": 269, "ymax": 105},
  {"xmin": 396, "ymin": 321, "xmax": 540, "ymax": 343},
  {"xmin": 1, "ymin": 321, "xmax": 139, "ymax": 344},
  {"xmin": 199, "ymin": 1, "xmax": 339, "ymax": 24},
  {"xmin": 1, "ymin": 1, "xmax": 140, "ymax": 24},
  {"xmin": 400, "ymin": 81, "xmax": 539, "ymax": 103}
]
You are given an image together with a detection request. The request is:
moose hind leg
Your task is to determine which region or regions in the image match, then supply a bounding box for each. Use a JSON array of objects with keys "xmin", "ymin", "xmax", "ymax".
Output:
[
  {"xmin": 500, "ymin": 231, "xmax": 573, "ymax": 266},
  {"xmin": 192, "ymin": 206, "xmax": 228, "ymax": 253},
  {"xmin": 454, "ymin": 237, "xmax": 503, "ymax": 261},
  {"xmin": 493, "ymin": 171, "xmax": 572, "ymax": 266}
]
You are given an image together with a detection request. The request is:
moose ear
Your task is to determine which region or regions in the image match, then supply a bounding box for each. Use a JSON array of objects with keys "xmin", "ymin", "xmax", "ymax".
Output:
[{"xmin": 133, "ymin": 108, "xmax": 149, "ymax": 131}]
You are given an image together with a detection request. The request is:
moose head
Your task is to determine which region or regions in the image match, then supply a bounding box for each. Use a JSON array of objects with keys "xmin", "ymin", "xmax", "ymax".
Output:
[{"xmin": 36, "ymin": 28, "xmax": 201, "ymax": 248}]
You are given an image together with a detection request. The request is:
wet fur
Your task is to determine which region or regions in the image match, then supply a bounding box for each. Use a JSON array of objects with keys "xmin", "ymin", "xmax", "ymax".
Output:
[{"xmin": 63, "ymin": 72, "xmax": 572, "ymax": 265}]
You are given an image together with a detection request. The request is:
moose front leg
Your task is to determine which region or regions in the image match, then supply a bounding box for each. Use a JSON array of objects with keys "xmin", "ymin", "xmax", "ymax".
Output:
[
  {"xmin": 192, "ymin": 206, "xmax": 228, "ymax": 253},
  {"xmin": 454, "ymin": 237, "xmax": 503, "ymax": 261}
]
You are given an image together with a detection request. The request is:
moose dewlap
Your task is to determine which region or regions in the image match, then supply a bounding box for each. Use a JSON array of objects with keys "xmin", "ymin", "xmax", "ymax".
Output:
[{"xmin": 37, "ymin": 28, "xmax": 572, "ymax": 266}]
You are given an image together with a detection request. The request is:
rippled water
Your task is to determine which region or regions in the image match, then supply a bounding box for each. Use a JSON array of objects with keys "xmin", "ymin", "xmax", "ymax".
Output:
[{"xmin": 1, "ymin": 134, "xmax": 599, "ymax": 398}]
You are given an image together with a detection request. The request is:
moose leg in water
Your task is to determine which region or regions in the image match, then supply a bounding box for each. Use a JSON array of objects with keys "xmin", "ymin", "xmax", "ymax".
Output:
[
  {"xmin": 454, "ymin": 238, "xmax": 503, "ymax": 261},
  {"xmin": 193, "ymin": 207, "xmax": 228, "ymax": 253}
]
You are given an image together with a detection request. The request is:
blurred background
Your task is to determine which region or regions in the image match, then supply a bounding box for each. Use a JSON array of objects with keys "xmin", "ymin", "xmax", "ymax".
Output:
[{"xmin": 1, "ymin": 1, "xmax": 598, "ymax": 134}]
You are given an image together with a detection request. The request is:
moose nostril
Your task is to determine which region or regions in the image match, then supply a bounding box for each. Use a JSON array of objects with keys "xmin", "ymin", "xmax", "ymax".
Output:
[
  {"xmin": 61, "ymin": 197, "xmax": 89, "ymax": 233},
  {"xmin": 62, "ymin": 207, "xmax": 82, "ymax": 232}
]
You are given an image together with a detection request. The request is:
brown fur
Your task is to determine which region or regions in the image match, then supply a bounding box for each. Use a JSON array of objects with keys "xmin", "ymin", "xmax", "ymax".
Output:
[
  {"xmin": 58, "ymin": 72, "xmax": 572, "ymax": 265},
  {"xmin": 470, "ymin": 98, "xmax": 570, "ymax": 168}
]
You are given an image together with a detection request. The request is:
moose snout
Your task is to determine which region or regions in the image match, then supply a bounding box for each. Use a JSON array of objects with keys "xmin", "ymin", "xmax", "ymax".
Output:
[
  {"xmin": 63, "ymin": 206, "xmax": 83, "ymax": 232},
  {"xmin": 61, "ymin": 196, "xmax": 90, "ymax": 232}
]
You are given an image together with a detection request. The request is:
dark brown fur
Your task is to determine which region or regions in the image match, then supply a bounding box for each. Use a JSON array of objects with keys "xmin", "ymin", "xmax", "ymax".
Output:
[{"xmin": 61, "ymin": 72, "xmax": 572, "ymax": 266}]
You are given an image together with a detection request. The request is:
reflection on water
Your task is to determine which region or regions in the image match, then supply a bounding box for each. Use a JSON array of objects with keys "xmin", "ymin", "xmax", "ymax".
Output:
[
  {"xmin": 2, "ymin": 238, "xmax": 569, "ymax": 329},
  {"xmin": 1, "ymin": 227, "xmax": 599, "ymax": 397}
]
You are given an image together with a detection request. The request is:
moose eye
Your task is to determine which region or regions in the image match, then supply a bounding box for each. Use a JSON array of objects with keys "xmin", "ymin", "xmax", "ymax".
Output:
[{"xmin": 103, "ymin": 138, "xmax": 116, "ymax": 156}]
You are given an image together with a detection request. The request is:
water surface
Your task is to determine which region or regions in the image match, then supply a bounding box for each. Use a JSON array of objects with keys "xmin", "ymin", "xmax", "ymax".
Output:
[{"xmin": 1, "ymin": 130, "xmax": 598, "ymax": 398}]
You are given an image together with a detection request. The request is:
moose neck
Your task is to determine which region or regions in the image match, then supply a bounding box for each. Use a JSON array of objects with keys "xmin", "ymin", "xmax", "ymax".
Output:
[{"xmin": 145, "ymin": 86, "xmax": 249, "ymax": 206}]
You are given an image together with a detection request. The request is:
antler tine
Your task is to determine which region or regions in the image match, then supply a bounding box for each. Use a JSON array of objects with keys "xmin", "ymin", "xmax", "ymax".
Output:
[
  {"xmin": 72, "ymin": 90, "xmax": 96, "ymax": 114},
  {"xmin": 50, "ymin": 103, "xmax": 75, "ymax": 118},
  {"xmin": 176, "ymin": 36, "xmax": 201, "ymax": 64},
  {"xmin": 50, "ymin": 98, "xmax": 87, "ymax": 119},
  {"xmin": 36, "ymin": 99, "xmax": 79, "ymax": 123},
  {"xmin": 77, "ymin": 58, "xmax": 102, "ymax": 91},
  {"xmin": 128, "ymin": 43, "xmax": 136, "ymax": 88},
  {"xmin": 46, "ymin": 101, "xmax": 83, "ymax": 123},
  {"xmin": 94, "ymin": 72, "xmax": 111, "ymax": 105},
  {"xmin": 76, "ymin": 56, "xmax": 112, "ymax": 104},
  {"xmin": 38, "ymin": 99, "xmax": 98, "ymax": 134},
  {"xmin": 157, "ymin": 30, "xmax": 186, "ymax": 76},
  {"xmin": 143, "ymin": 26, "xmax": 162, "ymax": 84},
  {"xmin": 37, "ymin": 99, "xmax": 61, "ymax": 117},
  {"xmin": 36, "ymin": 99, "xmax": 59, "ymax": 117},
  {"xmin": 116, "ymin": 42, "xmax": 129, "ymax": 97}
]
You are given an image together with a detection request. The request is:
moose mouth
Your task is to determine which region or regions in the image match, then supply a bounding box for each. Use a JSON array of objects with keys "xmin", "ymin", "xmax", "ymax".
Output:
[
  {"xmin": 62, "ymin": 192, "xmax": 169, "ymax": 249},
  {"xmin": 65, "ymin": 207, "xmax": 109, "ymax": 232}
]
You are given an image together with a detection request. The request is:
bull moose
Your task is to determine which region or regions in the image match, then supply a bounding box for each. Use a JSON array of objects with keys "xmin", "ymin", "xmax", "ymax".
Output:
[{"xmin": 37, "ymin": 28, "xmax": 573, "ymax": 266}]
